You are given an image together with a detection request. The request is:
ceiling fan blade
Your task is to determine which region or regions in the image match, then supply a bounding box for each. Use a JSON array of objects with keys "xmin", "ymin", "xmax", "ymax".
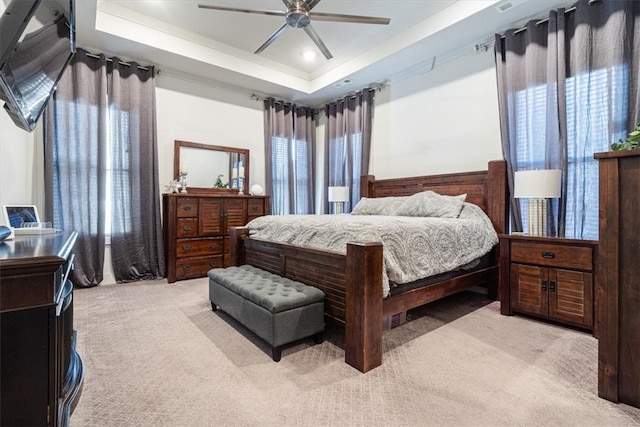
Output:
[
  {"xmin": 309, "ymin": 12, "xmax": 390, "ymax": 25},
  {"xmin": 255, "ymin": 23, "xmax": 290, "ymax": 55},
  {"xmin": 303, "ymin": 24, "xmax": 332, "ymax": 59},
  {"xmin": 197, "ymin": 4, "xmax": 286, "ymax": 18}
]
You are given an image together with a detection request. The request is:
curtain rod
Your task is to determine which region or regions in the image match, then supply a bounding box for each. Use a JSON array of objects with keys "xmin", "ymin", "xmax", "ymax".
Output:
[
  {"xmin": 84, "ymin": 52, "xmax": 159, "ymax": 75},
  {"xmin": 507, "ymin": 0, "xmax": 600, "ymax": 37}
]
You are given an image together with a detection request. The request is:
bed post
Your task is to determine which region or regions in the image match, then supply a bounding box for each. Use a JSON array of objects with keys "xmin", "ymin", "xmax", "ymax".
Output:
[
  {"xmin": 361, "ymin": 175, "xmax": 375, "ymax": 198},
  {"xmin": 345, "ymin": 241, "xmax": 383, "ymax": 373},
  {"xmin": 486, "ymin": 159, "xmax": 508, "ymax": 300},
  {"xmin": 229, "ymin": 227, "xmax": 249, "ymax": 266},
  {"xmin": 487, "ymin": 160, "xmax": 508, "ymax": 235}
]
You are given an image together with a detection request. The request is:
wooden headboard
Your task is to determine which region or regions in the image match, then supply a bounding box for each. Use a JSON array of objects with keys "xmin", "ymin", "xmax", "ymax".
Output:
[{"xmin": 360, "ymin": 160, "xmax": 508, "ymax": 235}]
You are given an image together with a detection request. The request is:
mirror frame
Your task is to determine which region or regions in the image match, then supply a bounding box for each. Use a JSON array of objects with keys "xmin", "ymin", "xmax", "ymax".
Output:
[{"xmin": 173, "ymin": 140, "xmax": 250, "ymax": 195}]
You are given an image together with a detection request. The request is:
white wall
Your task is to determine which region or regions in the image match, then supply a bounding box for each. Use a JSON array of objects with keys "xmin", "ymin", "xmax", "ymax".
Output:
[
  {"xmin": 371, "ymin": 49, "xmax": 503, "ymax": 179},
  {"xmin": 0, "ymin": 112, "xmax": 38, "ymax": 218},
  {"xmin": 155, "ymin": 74, "xmax": 266, "ymax": 190}
]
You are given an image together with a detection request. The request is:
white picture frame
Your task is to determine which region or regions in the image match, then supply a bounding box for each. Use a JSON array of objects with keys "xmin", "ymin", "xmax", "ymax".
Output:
[{"xmin": 2, "ymin": 205, "xmax": 41, "ymax": 228}]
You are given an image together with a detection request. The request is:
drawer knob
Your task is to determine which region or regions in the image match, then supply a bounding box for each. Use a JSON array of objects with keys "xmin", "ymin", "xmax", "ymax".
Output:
[
  {"xmin": 252, "ymin": 206, "xmax": 258, "ymax": 211},
  {"xmin": 182, "ymin": 265, "xmax": 191, "ymax": 271},
  {"xmin": 210, "ymin": 261, "xmax": 217, "ymax": 267},
  {"xmin": 210, "ymin": 243, "xmax": 217, "ymax": 249},
  {"xmin": 183, "ymin": 225, "xmax": 192, "ymax": 231},
  {"xmin": 183, "ymin": 245, "xmax": 192, "ymax": 251},
  {"xmin": 541, "ymin": 251, "xmax": 555, "ymax": 259},
  {"xmin": 183, "ymin": 205, "xmax": 192, "ymax": 211}
]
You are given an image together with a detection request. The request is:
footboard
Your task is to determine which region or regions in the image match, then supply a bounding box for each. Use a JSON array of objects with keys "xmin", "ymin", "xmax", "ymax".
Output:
[{"xmin": 229, "ymin": 227, "xmax": 384, "ymax": 372}]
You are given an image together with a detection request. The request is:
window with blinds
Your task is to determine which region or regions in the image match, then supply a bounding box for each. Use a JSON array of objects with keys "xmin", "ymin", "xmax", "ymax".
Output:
[
  {"xmin": 513, "ymin": 64, "xmax": 628, "ymax": 240},
  {"xmin": 270, "ymin": 136, "xmax": 313, "ymax": 215}
]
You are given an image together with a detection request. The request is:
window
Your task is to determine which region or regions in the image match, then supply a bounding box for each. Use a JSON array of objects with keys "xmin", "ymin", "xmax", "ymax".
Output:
[{"xmin": 513, "ymin": 65, "xmax": 627, "ymax": 239}]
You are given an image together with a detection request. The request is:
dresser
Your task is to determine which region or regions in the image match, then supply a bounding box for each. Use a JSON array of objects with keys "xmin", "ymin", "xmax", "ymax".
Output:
[
  {"xmin": 499, "ymin": 233, "xmax": 597, "ymax": 332},
  {"xmin": 595, "ymin": 148, "xmax": 640, "ymax": 408},
  {"xmin": 0, "ymin": 231, "xmax": 83, "ymax": 426},
  {"xmin": 163, "ymin": 193, "xmax": 270, "ymax": 282}
]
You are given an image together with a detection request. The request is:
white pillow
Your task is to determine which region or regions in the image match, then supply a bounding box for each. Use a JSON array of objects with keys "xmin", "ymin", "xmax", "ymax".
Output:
[
  {"xmin": 394, "ymin": 191, "xmax": 466, "ymax": 218},
  {"xmin": 351, "ymin": 196, "xmax": 408, "ymax": 215}
]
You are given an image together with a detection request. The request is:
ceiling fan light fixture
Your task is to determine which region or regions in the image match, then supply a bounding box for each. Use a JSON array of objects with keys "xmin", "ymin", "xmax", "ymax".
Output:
[{"xmin": 286, "ymin": 9, "xmax": 311, "ymax": 28}]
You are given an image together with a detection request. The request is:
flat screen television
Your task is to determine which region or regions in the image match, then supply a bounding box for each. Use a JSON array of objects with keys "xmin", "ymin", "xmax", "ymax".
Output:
[{"xmin": 0, "ymin": 0, "xmax": 75, "ymax": 132}]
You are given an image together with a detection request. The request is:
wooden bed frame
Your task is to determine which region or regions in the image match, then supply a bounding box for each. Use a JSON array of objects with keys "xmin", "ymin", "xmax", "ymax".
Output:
[{"xmin": 229, "ymin": 160, "xmax": 508, "ymax": 373}]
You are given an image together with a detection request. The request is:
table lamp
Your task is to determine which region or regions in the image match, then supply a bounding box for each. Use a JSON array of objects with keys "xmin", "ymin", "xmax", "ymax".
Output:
[
  {"xmin": 514, "ymin": 169, "xmax": 561, "ymax": 236},
  {"xmin": 328, "ymin": 186, "xmax": 350, "ymax": 214}
]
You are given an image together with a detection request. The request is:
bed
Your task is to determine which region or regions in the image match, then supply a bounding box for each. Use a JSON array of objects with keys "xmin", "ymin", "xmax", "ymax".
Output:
[{"xmin": 228, "ymin": 160, "xmax": 508, "ymax": 372}]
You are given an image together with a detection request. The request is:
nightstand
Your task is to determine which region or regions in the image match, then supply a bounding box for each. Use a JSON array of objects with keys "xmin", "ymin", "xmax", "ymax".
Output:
[{"xmin": 499, "ymin": 233, "xmax": 598, "ymax": 332}]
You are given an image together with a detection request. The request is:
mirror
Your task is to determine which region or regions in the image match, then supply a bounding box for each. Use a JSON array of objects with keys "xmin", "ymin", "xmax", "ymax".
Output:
[{"xmin": 173, "ymin": 140, "xmax": 250, "ymax": 194}]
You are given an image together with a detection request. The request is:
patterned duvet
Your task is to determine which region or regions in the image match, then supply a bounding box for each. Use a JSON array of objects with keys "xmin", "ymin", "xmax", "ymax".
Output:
[{"xmin": 246, "ymin": 202, "xmax": 498, "ymax": 297}]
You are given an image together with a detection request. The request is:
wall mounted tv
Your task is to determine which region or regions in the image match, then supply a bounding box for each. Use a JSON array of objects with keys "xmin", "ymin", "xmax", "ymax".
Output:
[{"xmin": 0, "ymin": 0, "xmax": 75, "ymax": 132}]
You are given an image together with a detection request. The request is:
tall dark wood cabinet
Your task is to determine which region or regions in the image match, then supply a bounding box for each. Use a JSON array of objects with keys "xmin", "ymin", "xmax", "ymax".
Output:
[
  {"xmin": 0, "ymin": 231, "xmax": 84, "ymax": 426},
  {"xmin": 163, "ymin": 193, "xmax": 270, "ymax": 282},
  {"xmin": 595, "ymin": 148, "xmax": 640, "ymax": 409}
]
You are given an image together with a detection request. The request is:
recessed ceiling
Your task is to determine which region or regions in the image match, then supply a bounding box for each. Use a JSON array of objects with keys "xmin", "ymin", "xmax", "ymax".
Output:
[{"xmin": 74, "ymin": 0, "xmax": 574, "ymax": 106}]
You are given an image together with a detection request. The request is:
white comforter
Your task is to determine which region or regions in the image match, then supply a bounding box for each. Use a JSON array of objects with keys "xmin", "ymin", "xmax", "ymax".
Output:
[{"xmin": 246, "ymin": 202, "xmax": 498, "ymax": 297}]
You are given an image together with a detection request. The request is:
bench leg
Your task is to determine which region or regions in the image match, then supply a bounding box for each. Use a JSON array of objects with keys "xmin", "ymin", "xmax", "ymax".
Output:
[
  {"xmin": 272, "ymin": 346, "xmax": 282, "ymax": 362},
  {"xmin": 211, "ymin": 302, "xmax": 217, "ymax": 312},
  {"xmin": 313, "ymin": 332, "xmax": 324, "ymax": 344}
]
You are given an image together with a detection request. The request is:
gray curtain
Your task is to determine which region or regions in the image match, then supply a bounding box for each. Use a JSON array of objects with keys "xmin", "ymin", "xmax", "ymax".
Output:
[
  {"xmin": 324, "ymin": 89, "xmax": 374, "ymax": 213},
  {"xmin": 44, "ymin": 49, "xmax": 108, "ymax": 287},
  {"xmin": 45, "ymin": 48, "xmax": 165, "ymax": 286},
  {"xmin": 495, "ymin": 0, "xmax": 640, "ymax": 239},
  {"xmin": 108, "ymin": 59, "xmax": 165, "ymax": 282},
  {"xmin": 263, "ymin": 98, "xmax": 316, "ymax": 214}
]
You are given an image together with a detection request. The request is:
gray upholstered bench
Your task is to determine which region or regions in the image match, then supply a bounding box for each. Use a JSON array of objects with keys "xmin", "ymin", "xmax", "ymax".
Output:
[{"xmin": 208, "ymin": 265, "xmax": 325, "ymax": 362}]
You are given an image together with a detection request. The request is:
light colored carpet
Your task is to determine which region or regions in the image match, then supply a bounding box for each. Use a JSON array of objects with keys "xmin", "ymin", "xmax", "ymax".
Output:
[{"xmin": 70, "ymin": 277, "xmax": 640, "ymax": 427}]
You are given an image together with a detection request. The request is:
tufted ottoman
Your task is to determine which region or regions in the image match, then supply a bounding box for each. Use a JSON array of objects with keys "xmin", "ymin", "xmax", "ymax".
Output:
[{"xmin": 208, "ymin": 265, "xmax": 325, "ymax": 362}]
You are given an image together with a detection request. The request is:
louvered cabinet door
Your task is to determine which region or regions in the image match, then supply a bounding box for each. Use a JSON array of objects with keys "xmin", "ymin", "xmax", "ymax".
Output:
[
  {"xmin": 224, "ymin": 199, "xmax": 247, "ymax": 232},
  {"xmin": 549, "ymin": 268, "xmax": 593, "ymax": 328},
  {"xmin": 511, "ymin": 264, "xmax": 547, "ymax": 318},
  {"xmin": 199, "ymin": 199, "xmax": 224, "ymax": 235}
]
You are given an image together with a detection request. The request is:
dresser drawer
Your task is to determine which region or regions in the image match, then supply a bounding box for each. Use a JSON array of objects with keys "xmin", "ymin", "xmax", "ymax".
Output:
[
  {"xmin": 511, "ymin": 241, "xmax": 592, "ymax": 271},
  {"xmin": 176, "ymin": 218, "xmax": 198, "ymax": 238},
  {"xmin": 175, "ymin": 256, "xmax": 223, "ymax": 280},
  {"xmin": 176, "ymin": 238, "xmax": 223, "ymax": 257},
  {"xmin": 247, "ymin": 199, "xmax": 264, "ymax": 216},
  {"xmin": 176, "ymin": 198, "xmax": 198, "ymax": 217}
]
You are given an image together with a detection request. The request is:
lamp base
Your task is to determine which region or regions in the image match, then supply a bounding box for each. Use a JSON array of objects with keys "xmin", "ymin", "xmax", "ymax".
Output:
[
  {"xmin": 527, "ymin": 199, "xmax": 547, "ymax": 236},
  {"xmin": 333, "ymin": 202, "xmax": 345, "ymax": 215}
]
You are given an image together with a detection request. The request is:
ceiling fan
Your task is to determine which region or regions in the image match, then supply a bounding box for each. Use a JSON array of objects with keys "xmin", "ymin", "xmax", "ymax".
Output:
[{"xmin": 197, "ymin": 0, "xmax": 391, "ymax": 60}]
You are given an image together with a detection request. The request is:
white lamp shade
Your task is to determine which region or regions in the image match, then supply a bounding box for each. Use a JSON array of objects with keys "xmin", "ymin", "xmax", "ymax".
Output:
[
  {"xmin": 328, "ymin": 186, "xmax": 350, "ymax": 202},
  {"xmin": 514, "ymin": 169, "xmax": 561, "ymax": 198}
]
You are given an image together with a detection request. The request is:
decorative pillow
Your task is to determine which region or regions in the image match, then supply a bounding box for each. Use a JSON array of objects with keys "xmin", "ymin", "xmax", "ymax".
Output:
[
  {"xmin": 351, "ymin": 196, "xmax": 408, "ymax": 215},
  {"xmin": 394, "ymin": 191, "xmax": 466, "ymax": 218}
]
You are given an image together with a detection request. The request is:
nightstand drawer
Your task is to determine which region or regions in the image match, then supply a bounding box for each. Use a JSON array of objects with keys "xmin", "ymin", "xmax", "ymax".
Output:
[{"xmin": 511, "ymin": 241, "xmax": 592, "ymax": 271}]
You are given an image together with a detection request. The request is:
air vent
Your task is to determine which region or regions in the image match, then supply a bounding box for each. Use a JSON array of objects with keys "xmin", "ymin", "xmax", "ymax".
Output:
[
  {"xmin": 495, "ymin": 0, "xmax": 525, "ymax": 14},
  {"xmin": 333, "ymin": 79, "xmax": 352, "ymax": 88}
]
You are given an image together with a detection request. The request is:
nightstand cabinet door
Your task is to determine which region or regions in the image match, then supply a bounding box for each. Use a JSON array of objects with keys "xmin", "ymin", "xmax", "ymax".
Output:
[
  {"xmin": 550, "ymin": 268, "xmax": 593, "ymax": 328},
  {"xmin": 511, "ymin": 264, "xmax": 548, "ymax": 317}
]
